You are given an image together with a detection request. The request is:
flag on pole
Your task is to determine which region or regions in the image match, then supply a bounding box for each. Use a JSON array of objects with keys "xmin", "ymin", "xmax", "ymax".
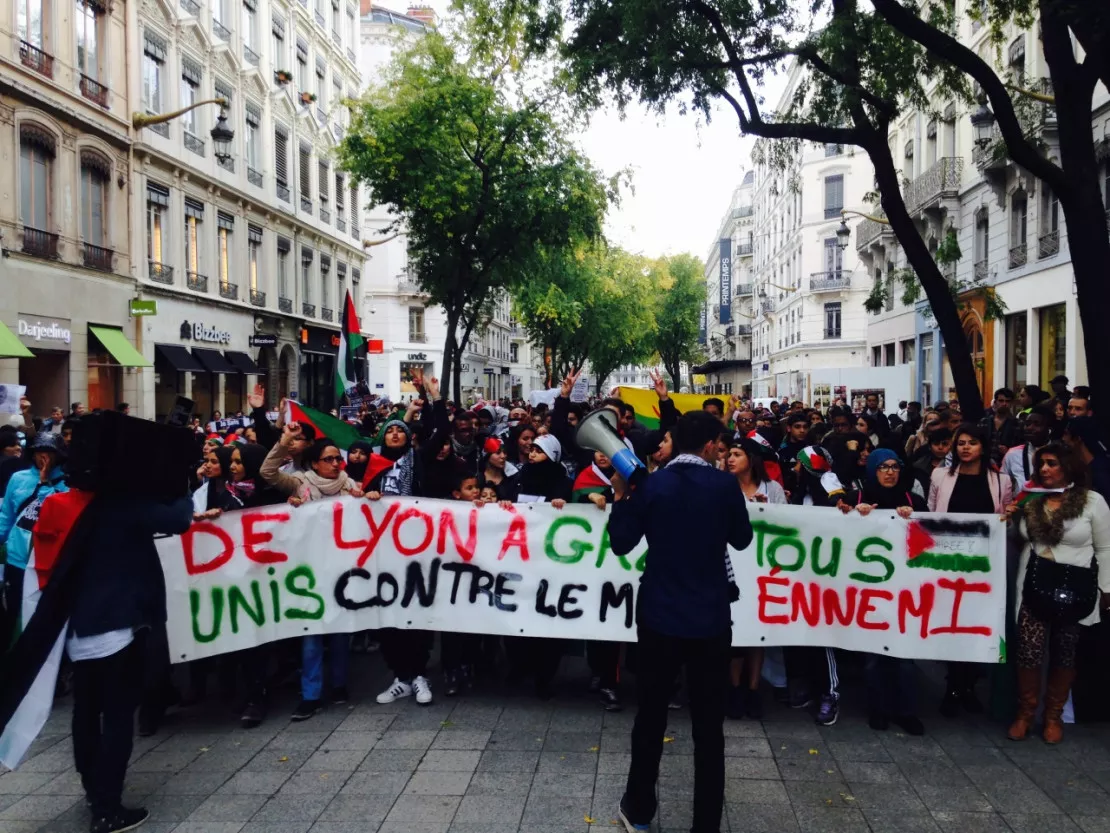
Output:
[
  {"xmin": 335, "ymin": 289, "xmax": 365, "ymax": 402},
  {"xmin": 285, "ymin": 399, "xmax": 365, "ymax": 451}
]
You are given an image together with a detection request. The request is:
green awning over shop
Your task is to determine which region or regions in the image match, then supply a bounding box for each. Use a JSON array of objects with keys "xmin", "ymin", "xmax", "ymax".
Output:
[
  {"xmin": 89, "ymin": 326, "xmax": 151, "ymax": 367},
  {"xmin": 0, "ymin": 322, "xmax": 34, "ymax": 358}
]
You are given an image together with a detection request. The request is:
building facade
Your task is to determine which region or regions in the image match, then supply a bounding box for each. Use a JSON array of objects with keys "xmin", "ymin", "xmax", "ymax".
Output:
[
  {"xmin": 746, "ymin": 64, "xmax": 875, "ymax": 403},
  {"xmin": 130, "ymin": 0, "xmax": 366, "ymax": 418},
  {"xmin": 858, "ymin": 5, "xmax": 1102, "ymax": 406},
  {"xmin": 697, "ymin": 171, "xmax": 754, "ymax": 396},
  {"xmin": 1, "ymin": 0, "xmax": 143, "ymax": 413}
]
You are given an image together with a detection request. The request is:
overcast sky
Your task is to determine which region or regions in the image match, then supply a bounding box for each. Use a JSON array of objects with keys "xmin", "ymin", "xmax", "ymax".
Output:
[{"xmin": 396, "ymin": 1, "xmax": 777, "ymax": 263}]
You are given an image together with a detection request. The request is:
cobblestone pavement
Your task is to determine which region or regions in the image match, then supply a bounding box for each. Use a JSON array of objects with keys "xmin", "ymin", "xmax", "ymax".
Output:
[{"xmin": 3, "ymin": 654, "xmax": 1110, "ymax": 833}]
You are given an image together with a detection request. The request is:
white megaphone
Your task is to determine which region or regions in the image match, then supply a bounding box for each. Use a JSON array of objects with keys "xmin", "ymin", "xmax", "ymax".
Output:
[{"xmin": 574, "ymin": 408, "xmax": 647, "ymax": 484}]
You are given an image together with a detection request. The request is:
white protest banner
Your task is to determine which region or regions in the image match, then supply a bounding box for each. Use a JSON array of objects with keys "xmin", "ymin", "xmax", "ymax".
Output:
[{"xmin": 157, "ymin": 498, "xmax": 1008, "ymax": 664}]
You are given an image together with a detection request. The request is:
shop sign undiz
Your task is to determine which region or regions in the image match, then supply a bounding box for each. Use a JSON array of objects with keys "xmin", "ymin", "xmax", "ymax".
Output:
[
  {"xmin": 181, "ymin": 320, "xmax": 232, "ymax": 344},
  {"xmin": 17, "ymin": 315, "xmax": 72, "ymax": 347},
  {"xmin": 407, "ymin": 353, "xmax": 427, "ymax": 361}
]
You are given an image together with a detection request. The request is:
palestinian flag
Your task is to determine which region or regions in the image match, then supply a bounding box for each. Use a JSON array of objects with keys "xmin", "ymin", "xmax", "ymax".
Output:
[
  {"xmin": 286, "ymin": 399, "xmax": 364, "ymax": 452},
  {"xmin": 0, "ymin": 489, "xmax": 97, "ymax": 769},
  {"xmin": 1014, "ymin": 481, "xmax": 1070, "ymax": 506},
  {"xmin": 335, "ymin": 289, "xmax": 366, "ymax": 402},
  {"xmin": 573, "ymin": 463, "xmax": 612, "ymax": 501}
]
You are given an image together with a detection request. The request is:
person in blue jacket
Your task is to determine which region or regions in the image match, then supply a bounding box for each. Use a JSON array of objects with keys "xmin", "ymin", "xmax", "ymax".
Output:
[
  {"xmin": 607, "ymin": 410, "xmax": 753, "ymax": 833},
  {"xmin": 0, "ymin": 432, "xmax": 68, "ymax": 649}
]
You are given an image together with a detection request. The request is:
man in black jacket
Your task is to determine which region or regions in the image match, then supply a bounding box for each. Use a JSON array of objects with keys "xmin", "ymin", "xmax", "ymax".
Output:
[{"xmin": 608, "ymin": 410, "xmax": 752, "ymax": 833}]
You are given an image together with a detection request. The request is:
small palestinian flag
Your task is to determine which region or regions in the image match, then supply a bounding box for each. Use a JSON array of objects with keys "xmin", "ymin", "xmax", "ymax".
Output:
[
  {"xmin": 0, "ymin": 489, "xmax": 96, "ymax": 769},
  {"xmin": 796, "ymin": 444, "xmax": 833, "ymax": 474},
  {"xmin": 335, "ymin": 289, "xmax": 366, "ymax": 402},
  {"xmin": 286, "ymin": 399, "xmax": 364, "ymax": 452},
  {"xmin": 573, "ymin": 464, "xmax": 613, "ymax": 501},
  {"xmin": 1014, "ymin": 480, "xmax": 1071, "ymax": 506}
]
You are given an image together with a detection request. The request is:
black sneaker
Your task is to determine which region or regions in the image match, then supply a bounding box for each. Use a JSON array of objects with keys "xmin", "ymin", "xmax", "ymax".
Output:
[
  {"xmin": 90, "ymin": 805, "xmax": 149, "ymax": 833},
  {"xmin": 240, "ymin": 701, "xmax": 266, "ymax": 729},
  {"xmin": 939, "ymin": 689, "xmax": 961, "ymax": 718},
  {"xmin": 600, "ymin": 687, "xmax": 623, "ymax": 711},
  {"xmin": 892, "ymin": 714, "xmax": 925, "ymax": 736},
  {"xmin": 291, "ymin": 699, "xmax": 322, "ymax": 721},
  {"xmin": 444, "ymin": 670, "xmax": 461, "ymax": 697},
  {"xmin": 330, "ymin": 686, "xmax": 349, "ymax": 705},
  {"xmin": 815, "ymin": 694, "xmax": 839, "ymax": 726},
  {"xmin": 789, "ymin": 689, "xmax": 815, "ymax": 710}
]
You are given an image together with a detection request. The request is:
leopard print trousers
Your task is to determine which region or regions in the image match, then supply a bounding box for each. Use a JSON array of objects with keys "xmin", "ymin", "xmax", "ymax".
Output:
[{"xmin": 1016, "ymin": 602, "xmax": 1079, "ymax": 670}]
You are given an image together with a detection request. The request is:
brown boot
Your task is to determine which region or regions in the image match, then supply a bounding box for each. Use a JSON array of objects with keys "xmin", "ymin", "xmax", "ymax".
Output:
[
  {"xmin": 1042, "ymin": 667, "xmax": 1076, "ymax": 744},
  {"xmin": 1007, "ymin": 667, "xmax": 1042, "ymax": 741}
]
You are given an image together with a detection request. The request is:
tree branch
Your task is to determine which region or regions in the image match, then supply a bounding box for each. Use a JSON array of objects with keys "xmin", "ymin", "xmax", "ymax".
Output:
[{"xmin": 868, "ymin": 0, "xmax": 1067, "ymax": 196}]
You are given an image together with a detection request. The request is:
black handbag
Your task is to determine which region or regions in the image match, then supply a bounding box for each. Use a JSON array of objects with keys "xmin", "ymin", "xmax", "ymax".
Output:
[{"xmin": 1023, "ymin": 548, "xmax": 1098, "ymax": 625}]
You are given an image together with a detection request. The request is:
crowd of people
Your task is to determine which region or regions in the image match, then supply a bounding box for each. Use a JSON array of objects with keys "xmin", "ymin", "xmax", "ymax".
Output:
[{"xmin": 2, "ymin": 373, "xmax": 1109, "ymax": 832}]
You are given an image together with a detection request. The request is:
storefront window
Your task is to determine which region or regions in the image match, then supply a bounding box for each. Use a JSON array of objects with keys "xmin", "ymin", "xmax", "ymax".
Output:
[
  {"xmin": 400, "ymin": 361, "xmax": 425, "ymax": 394},
  {"xmin": 1039, "ymin": 303, "xmax": 1066, "ymax": 386},
  {"xmin": 86, "ymin": 334, "xmax": 120, "ymax": 411},
  {"xmin": 1005, "ymin": 311, "xmax": 1027, "ymax": 392}
]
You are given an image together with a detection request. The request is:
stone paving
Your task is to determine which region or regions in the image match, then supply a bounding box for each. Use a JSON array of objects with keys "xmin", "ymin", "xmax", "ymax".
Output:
[{"xmin": 4, "ymin": 654, "xmax": 1110, "ymax": 833}]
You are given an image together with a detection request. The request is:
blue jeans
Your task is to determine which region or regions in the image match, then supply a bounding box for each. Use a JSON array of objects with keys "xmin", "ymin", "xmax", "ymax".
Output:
[{"xmin": 301, "ymin": 633, "xmax": 350, "ymax": 700}]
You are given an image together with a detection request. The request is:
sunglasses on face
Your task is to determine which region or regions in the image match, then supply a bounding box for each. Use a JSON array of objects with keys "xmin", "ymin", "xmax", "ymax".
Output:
[{"xmin": 318, "ymin": 455, "xmax": 343, "ymax": 464}]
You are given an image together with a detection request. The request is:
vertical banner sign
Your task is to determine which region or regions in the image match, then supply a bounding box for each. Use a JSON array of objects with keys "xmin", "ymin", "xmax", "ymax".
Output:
[
  {"xmin": 719, "ymin": 238, "xmax": 732, "ymax": 325},
  {"xmin": 157, "ymin": 498, "xmax": 1007, "ymax": 664},
  {"xmin": 698, "ymin": 300, "xmax": 708, "ymax": 345}
]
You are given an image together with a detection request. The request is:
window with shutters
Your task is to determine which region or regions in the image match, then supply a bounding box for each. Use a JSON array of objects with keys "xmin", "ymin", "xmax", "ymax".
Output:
[
  {"xmin": 274, "ymin": 126, "xmax": 290, "ymax": 201},
  {"xmin": 20, "ymin": 129, "xmax": 54, "ymax": 232},
  {"xmin": 245, "ymin": 103, "xmax": 261, "ymax": 175},
  {"xmin": 141, "ymin": 35, "xmax": 164, "ymax": 116},
  {"xmin": 146, "ymin": 182, "xmax": 169, "ymax": 267},
  {"xmin": 277, "ymin": 236, "xmax": 290, "ymax": 300},
  {"xmin": 79, "ymin": 156, "xmax": 108, "ymax": 247},
  {"xmin": 320, "ymin": 255, "xmax": 330, "ymax": 309},
  {"xmin": 298, "ymin": 143, "xmax": 312, "ymax": 212},
  {"xmin": 184, "ymin": 198, "xmax": 203, "ymax": 277},
  {"xmin": 349, "ymin": 182, "xmax": 358, "ymax": 234},
  {"xmin": 301, "ymin": 248, "xmax": 313, "ymax": 303},
  {"xmin": 823, "ymin": 174, "xmax": 843, "ymax": 218},
  {"xmin": 248, "ymin": 225, "xmax": 261, "ymax": 295},
  {"xmin": 318, "ymin": 161, "xmax": 329, "ymax": 222},
  {"xmin": 272, "ymin": 14, "xmax": 285, "ymax": 69},
  {"xmin": 218, "ymin": 212, "xmax": 234, "ymax": 291}
]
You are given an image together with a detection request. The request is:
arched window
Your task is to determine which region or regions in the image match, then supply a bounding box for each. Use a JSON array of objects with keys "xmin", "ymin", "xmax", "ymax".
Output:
[{"xmin": 80, "ymin": 149, "xmax": 110, "ymax": 247}]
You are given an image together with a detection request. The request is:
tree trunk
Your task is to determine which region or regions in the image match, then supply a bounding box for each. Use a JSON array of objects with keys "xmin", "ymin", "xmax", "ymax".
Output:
[
  {"xmin": 442, "ymin": 306, "xmax": 460, "ymax": 403},
  {"xmin": 870, "ymin": 137, "xmax": 985, "ymax": 420}
]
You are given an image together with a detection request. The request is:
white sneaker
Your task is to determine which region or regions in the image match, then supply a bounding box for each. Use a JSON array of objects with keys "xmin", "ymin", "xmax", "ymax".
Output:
[
  {"xmin": 376, "ymin": 678, "xmax": 413, "ymax": 704},
  {"xmin": 413, "ymin": 675, "xmax": 433, "ymax": 705}
]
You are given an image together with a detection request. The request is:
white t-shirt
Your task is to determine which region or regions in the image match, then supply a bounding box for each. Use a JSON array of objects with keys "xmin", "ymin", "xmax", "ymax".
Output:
[{"xmin": 66, "ymin": 628, "xmax": 134, "ymax": 662}]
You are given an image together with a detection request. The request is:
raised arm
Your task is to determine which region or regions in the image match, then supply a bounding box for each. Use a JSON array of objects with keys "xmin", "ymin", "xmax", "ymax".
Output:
[{"xmin": 259, "ymin": 426, "xmax": 306, "ymax": 496}]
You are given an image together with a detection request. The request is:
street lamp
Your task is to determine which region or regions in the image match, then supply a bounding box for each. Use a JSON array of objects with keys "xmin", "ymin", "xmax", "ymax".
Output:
[
  {"xmin": 835, "ymin": 219, "xmax": 852, "ymax": 250},
  {"xmin": 971, "ymin": 102, "xmax": 996, "ymax": 148},
  {"xmin": 210, "ymin": 109, "xmax": 234, "ymax": 163}
]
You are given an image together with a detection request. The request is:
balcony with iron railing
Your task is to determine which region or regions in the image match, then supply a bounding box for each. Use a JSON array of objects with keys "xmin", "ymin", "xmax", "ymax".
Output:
[
  {"xmin": 219, "ymin": 282, "xmax": 238, "ymax": 300},
  {"xmin": 187, "ymin": 271, "xmax": 208, "ymax": 292},
  {"xmin": 331, "ymin": 30, "xmax": 341, "ymax": 47},
  {"xmin": 972, "ymin": 127, "xmax": 1007, "ymax": 171},
  {"xmin": 316, "ymin": 105, "xmax": 326, "ymax": 122},
  {"xmin": 855, "ymin": 211, "xmax": 892, "ymax": 251},
  {"xmin": 735, "ymin": 242, "xmax": 753, "ymax": 256},
  {"xmin": 300, "ymin": 195, "xmax": 313, "ymax": 214},
  {"xmin": 734, "ymin": 283, "xmax": 753, "ymax": 297},
  {"xmin": 809, "ymin": 271, "xmax": 851, "ymax": 292},
  {"xmin": 277, "ymin": 182, "xmax": 290, "ymax": 203},
  {"xmin": 217, "ymin": 155, "xmax": 234, "ymax": 173},
  {"xmin": 904, "ymin": 157, "xmax": 962, "ymax": 214},
  {"xmin": 730, "ymin": 205, "xmax": 754, "ymax": 219},
  {"xmin": 82, "ymin": 242, "xmax": 113, "ymax": 272},
  {"xmin": 79, "ymin": 74, "xmax": 109, "ymax": 107},
  {"xmin": 243, "ymin": 45, "xmax": 259, "ymax": 66},
  {"xmin": 347, "ymin": 47, "xmax": 356, "ymax": 63},
  {"xmin": 19, "ymin": 40, "xmax": 54, "ymax": 78},
  {"xmin": 1038, "ymin": 229, "xmax": 1060, "ymax": 259},
  {"xmin": 250, "ymin": 289, "xmax": 266, "ymax": 306},
  {"xmin": 1039, "ymin": 78, "xmax": 1056, "ymax": 124},
  {"xmin": 824, "ymin": 328, "xmax": 842, "ymax": 340},
  {"xmin": 21, "ymin": 227, "xmax": 58, "ymax": 259},
  {"xmin": 350, "ymin": 224, "xmax": 359, "ymax": 238},
  {"xmin": 337, "ymin": 216, "xmax": 346, "ymax": 232},
  {"xmin": 212, "ymin": 18, "xmax": 231, "ymax": 40},
  {"xmin": 759, "ymin": 299, "xmax": 774, "ymax": 314},
  {"xmin": 180, "ymin": 0, "xmax": 200, "ymax": 14},
  {"xmin": 149, "ymin": 260, "xmax": 174, "ymax": 284},
  {"xmin": 303, "ymin": 302, "xmax": 315, "ymax": 317},
  {"xmin": 409, "ymin": 332, "xmax": 427, "ymax": 343},
  {"xmin": 734, "ymin": 324, "xmax": 752, "ymax": 336},
  {"xmin": 314, "ymin": 9, "xmax": 325, "ymax": 25},
  {"xmin": 320, "ymin": 207, "xmax": 330, "ymax": 224},
  {"xmin": 247, "ymin": 167, "xmax": 263, "ymax": 187},
  {"xmin": 974, "ymin": 259, "xmax": 989, "ymax": 281},
  {"xmin": 321, "ymin": 307, "xmax": 334, "ymax": 322},
  {"xmin": 279, "ymin": 296, "xmax": 293, "ymax": 313},
  {"xmin": 1009, "ymin": 243, "xmax": 1028, "ymax": 269}
]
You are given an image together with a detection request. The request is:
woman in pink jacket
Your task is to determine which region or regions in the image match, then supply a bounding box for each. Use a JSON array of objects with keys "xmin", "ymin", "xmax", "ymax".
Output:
[{"xmin": 928, "ymin": 423, "xmax": 1012, "ymax": 717}]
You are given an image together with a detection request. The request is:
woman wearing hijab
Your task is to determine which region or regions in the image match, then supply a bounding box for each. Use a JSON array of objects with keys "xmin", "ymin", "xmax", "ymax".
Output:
[
  {"xmin": 928, "ymin": 423, "xmax": 1012, "ymax": 717},
  {"xmin": 1005, "ymin": 443, "xmax": 1110, "ymax": 743},
  {"xmin": 842, "ymin": 449, "xmax": 927, "ymax": 735}
]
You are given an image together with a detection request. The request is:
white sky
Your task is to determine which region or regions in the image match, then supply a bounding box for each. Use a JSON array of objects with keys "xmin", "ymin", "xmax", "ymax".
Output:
[{"xmin": 404, "ymin": 1, "xmax": 778, "ymax": 261}]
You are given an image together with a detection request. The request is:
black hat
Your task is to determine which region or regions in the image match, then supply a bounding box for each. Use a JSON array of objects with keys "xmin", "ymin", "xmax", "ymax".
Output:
[{"xmin": 29, "ymin": 432, "xmax": 64, "ymax": 454}]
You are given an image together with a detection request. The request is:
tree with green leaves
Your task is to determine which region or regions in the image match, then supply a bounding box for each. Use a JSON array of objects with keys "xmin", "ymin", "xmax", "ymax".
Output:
[
  {"xmin": 516, "ymin": 0, "xmax": 1107, "ymax": 422},
  {"xmin": 513, "ymin": 245, "xmax": 657, "ymax": 391},
  {"xmin": 338, "ymin": 30, "xmax": 610, "ymax": 402},
  {"xmin": 650, "ymin": 253, "xmax": 706, "ymax": 392}
]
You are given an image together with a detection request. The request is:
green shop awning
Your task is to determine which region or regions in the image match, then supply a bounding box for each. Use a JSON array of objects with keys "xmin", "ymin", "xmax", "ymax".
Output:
[
  {"xmin": 0, "ymin": 322, "xmax": 34, "ymax": 358},
  {"xmin": 89, "ymin": 326, "xmax": 151, "ymax": 367}
]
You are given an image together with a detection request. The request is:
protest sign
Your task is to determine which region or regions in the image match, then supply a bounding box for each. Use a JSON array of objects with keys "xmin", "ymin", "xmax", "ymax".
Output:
[{"xmin": 157, "ymin": 498, "xmax": 1007, "ymax": 664}]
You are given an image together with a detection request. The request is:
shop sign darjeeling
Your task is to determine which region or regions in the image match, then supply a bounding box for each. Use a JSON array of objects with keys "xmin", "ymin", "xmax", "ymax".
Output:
[{"xmin": 17, "ymin": 315, "xmax": 72, "ymax": 349}]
